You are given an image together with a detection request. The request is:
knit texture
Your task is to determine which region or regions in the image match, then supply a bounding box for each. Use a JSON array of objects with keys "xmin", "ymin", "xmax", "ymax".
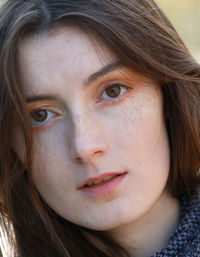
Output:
[{"xmin": 152, "ymin": 191, "xmax": 200, "ymax": 257}]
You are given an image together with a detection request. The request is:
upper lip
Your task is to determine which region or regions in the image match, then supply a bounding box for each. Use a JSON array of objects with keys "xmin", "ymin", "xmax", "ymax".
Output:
[{"xmin": 77, "ymin": 171, "xmax": 127, "ymax": 189}]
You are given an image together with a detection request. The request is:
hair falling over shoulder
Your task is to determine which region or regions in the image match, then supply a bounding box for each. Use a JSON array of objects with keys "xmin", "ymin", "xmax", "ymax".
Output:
[{"xmin": 0, "ymin": 0, "xmax": 199, "ymax": 256}]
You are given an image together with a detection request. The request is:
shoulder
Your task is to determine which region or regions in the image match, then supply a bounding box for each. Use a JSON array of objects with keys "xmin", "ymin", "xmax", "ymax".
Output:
[
  {"xmin": 178, "ymin": 190, "xmax": 200, "ymax": 256},
  {"xmin": 152, "ymin": 190, "xmax": 200, "ymax": 257}
]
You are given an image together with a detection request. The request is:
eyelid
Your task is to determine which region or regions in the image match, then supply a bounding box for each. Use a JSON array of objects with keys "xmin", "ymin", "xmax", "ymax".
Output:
[
  {"xmin": 96, "ymin": 81, "xmax": 132, "ymax": 104},
  {"xmin": 30, "ymin": 109, "xmax": 56, "ymax": 128},
  {"xmin": 29, "ymin": 106, "xmax": 63, "ymax": 130},
  {"xmin": 28, "ymin": 103, "xmax": 64, "ymax": 116}
]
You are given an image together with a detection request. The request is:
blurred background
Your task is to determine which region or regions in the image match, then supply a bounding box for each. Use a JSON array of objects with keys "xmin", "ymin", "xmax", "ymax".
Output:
[{"xmin": 156, "ymin": 0, "xmax": 200, "ymax": 63}]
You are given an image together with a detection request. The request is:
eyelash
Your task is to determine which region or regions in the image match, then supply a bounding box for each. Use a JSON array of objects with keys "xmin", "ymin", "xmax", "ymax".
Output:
[
  {"xmin": 97, "ymin": 82, "xmax": 131, "ymax": 104},
  {"xmin": 30, "ymin": 108, "xmax": 59, "ymax": 128},
  {"xmin": 29, "ymin": 83, "xmax": 131, "ymax": 128}
]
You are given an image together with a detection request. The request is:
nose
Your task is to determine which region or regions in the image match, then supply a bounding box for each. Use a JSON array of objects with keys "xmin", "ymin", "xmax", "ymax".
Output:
[{"xmin": 69, "ymin": 112, "xmax": 108, "ymax": 163}]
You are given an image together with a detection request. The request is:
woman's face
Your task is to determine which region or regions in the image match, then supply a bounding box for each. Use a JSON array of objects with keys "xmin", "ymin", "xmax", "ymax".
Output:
[{"xmin": 18, "ymin": 26, "xmax": 170, "ymax": 231}]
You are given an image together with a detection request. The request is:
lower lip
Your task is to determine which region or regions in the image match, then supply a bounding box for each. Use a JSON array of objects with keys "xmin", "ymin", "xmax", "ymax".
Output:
[{"xmin": 79, "ymin": 173, "xmax": 127, "ymax": 196}]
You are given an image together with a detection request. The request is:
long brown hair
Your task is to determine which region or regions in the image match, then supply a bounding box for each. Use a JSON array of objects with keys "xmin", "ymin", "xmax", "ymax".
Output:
[{"xmin": 0, "ymin": 0, "xmax": 199, "ymax": 256}]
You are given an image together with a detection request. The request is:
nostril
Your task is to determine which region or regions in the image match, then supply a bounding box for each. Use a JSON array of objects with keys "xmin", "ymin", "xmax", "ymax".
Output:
[
  {"xmin": 94, "ymin": 150, "xmax": 102, "ymax": 156},
  {"xmin": 72, "ymin": 149, "xmax": 104, "ymax": 163},
  {"xmin": 73, "ymin": 156, "xmax": 82, "ymax": 162}
]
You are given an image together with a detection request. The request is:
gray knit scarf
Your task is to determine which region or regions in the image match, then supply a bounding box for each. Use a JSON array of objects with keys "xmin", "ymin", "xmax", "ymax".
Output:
[{"xmin": 152, "ymin": 191, "xmax": 200, "ymax": 257}]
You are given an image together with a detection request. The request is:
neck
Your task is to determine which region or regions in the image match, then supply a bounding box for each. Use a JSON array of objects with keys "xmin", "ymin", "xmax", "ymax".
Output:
[{"xmin": 108, "ymin": 191, "xmax": 180, "ymax": 257}]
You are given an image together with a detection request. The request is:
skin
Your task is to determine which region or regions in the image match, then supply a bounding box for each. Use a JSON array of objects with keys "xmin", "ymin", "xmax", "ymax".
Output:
[{"xmin": 18, "ymin": 26, "xmax": 180, "ymax": 257}]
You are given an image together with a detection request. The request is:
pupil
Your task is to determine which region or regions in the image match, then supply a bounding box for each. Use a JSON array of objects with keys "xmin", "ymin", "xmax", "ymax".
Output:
[
  {"xmin": 106, "ymin": 85, "xmax": 121, "ymax": 98},
  {"xmin": 31, "ymin": 110, "xmax": 47, "ymax": 122}
]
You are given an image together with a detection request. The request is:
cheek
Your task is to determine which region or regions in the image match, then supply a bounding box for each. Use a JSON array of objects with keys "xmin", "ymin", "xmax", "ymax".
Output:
[
  {"xmin": 30, "ymin": 121, "xmax": 73, "ymax": 192},
  {"xmin": 109, "ymin": 90, "xmax": 168, "ymax": 162},
  {"xmin": 107, "ymin": 88, "xmax": 170, "ymax": 197}
]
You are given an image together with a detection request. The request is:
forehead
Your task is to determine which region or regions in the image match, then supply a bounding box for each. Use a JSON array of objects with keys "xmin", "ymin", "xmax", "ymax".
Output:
[{"xmin": 18, "ymin": 25, "xmax": 117, "ymax": 96}]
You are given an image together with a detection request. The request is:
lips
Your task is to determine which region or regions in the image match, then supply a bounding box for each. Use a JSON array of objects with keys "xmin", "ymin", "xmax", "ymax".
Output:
[{"xmin": 77, "ymin": 171, "xmax": 127, "ymax": 189}]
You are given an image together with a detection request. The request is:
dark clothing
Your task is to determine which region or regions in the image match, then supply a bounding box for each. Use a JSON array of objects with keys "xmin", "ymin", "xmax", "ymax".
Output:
[{"xmin": 152, "ymin": 191, "xmax": 200, "ymax": 257}]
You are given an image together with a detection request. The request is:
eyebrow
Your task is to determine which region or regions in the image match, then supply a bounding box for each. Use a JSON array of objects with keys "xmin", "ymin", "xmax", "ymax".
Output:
[
  {"xmin": 83, "ymin": 60, "xmax": 123, "ymax": 87},
  {"xmin": 26, "ymin": 94, "xmax": 58, "ymax": 103},
  {"xmin": 26, "ymin": 60, "xmax": 124, "ymax": 103}
]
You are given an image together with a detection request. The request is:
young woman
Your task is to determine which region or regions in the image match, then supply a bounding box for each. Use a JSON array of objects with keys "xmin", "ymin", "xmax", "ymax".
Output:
[{"xmin": 0, "ymin": 0, "xmax": 199, "ymax": 256}]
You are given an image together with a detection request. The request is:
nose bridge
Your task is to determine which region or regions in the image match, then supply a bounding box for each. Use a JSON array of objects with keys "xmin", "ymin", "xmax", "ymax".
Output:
[
  {"xmin": 74, "ymin": 110, "xmax": 96, "ymax": 137},
  {"xmin": 70, "ymin": 110, "xmax": 107, "ymax": 162}
]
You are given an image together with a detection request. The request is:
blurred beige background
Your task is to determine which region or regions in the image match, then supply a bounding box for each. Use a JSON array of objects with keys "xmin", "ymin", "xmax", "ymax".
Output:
[{"xmin": 156, "ymin": 0, "xmax": 200, "ymax": 63}]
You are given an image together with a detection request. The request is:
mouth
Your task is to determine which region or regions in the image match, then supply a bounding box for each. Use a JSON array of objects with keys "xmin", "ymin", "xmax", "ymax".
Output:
[{"xmin": 77, "ymin": 171, "xmax": 127, "ymax": 195}]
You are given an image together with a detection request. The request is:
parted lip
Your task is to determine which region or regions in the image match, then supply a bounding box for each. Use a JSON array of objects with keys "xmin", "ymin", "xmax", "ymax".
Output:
[{"xmin": 77, "ymin": 171, "xmax": 127, "ymax": 189}]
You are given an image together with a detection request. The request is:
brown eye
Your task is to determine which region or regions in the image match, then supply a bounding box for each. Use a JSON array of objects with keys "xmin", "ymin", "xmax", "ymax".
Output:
[
  {"xmin": 29, "ymin": 109, "xmax": 57, "ymax": 128},
  {"xmin": 105, "ymin": 84, "xmax": 121, "ymax": 98},
  {"xmin": 31, "ymin": 110, "xmax": 48, "ymax": 122},
  {"xmin": 99, "ymin": 83, "xmax": 129, "ymax": 102}
]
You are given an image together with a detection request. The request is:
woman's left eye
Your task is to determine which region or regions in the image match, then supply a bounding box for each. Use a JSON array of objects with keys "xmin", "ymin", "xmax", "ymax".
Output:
[
  {"xmin": 30, "ymin": 109, "xmax": 56, "ymax": 127},
  {"xmin": 98, "ymin": 83, "xmax": 130, "ymax": 103}
]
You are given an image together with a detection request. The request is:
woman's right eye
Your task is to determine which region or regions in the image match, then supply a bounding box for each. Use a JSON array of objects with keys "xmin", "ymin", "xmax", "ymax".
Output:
[{"xmin": 30, "ymin": 109, "xmax": 56, "ymax": 127}]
